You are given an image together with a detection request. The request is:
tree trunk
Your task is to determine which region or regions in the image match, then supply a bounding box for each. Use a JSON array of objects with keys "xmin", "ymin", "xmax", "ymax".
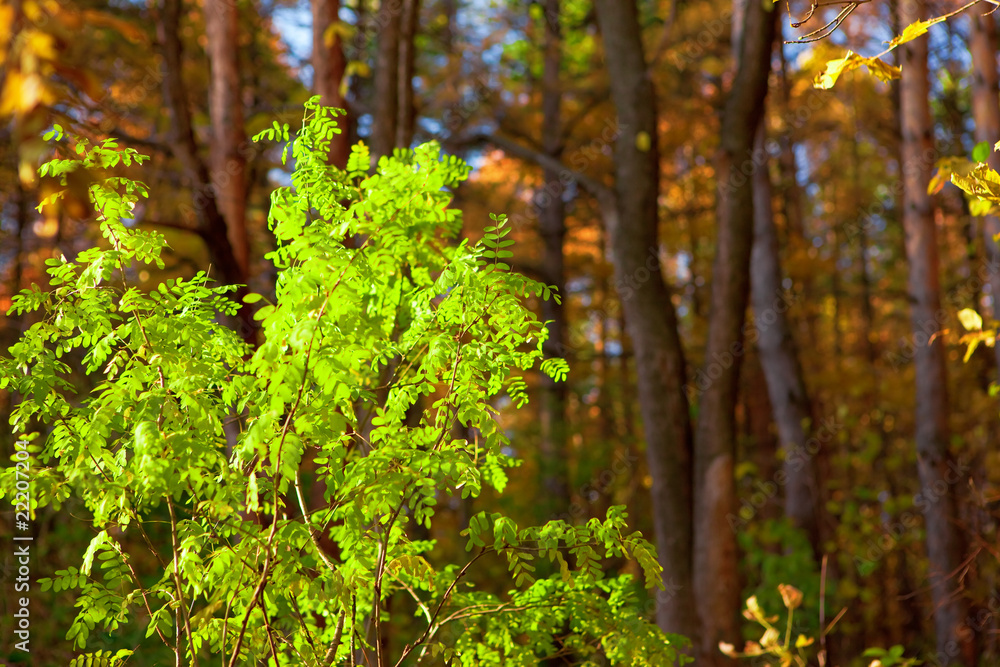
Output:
[
  {"xmin": 899, "ymin": 1, "xmax": 974, "ymax": 662},
  {"xmin": 593, "ymin": 0, "xmax": 699, "ymax": 648},
  {"xmin": 396, "ymin": 0, "xmax": 420, "ymax": 148},
  {"xmin": 970, "ymin": 12, "xmax": 1000, "ymax": 370},
  {"xmin": 743, "ymin": 352, "xmax": 780, "ymax": 525},
  {"xmin": 692, "ymin": 1, "xmax": 776, "ymax": 662},
  {"xmin": 204, "ymin": 0, "xmax": 249, "ymax": 276},
  {"xmin": 536, "ymin": 0, "xmax": 571, "ymax": 513},
  {"xmin": 371, "ymin": 0, "xmax": 401, "ymax": 161},
  {"xmin": 750, "ymin": 118, "xmax": 820, "ymax": 556},
  {"xmin": 311, "ymin": 0, "xmax": 351, "ymax": 168},
  {"xmin": 157, "ymin": 0, "xmax": 255, "ymax": 345}
]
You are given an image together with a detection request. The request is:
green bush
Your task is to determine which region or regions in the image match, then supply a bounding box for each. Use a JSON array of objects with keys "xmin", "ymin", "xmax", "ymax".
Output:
[{"xmin": 0, "ymin": 98, "xmax": 685, "ymax": 665}]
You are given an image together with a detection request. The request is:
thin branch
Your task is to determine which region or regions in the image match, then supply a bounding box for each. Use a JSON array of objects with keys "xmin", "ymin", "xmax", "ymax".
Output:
[
  {"xmin": 466, "ymin": 132, "xmax": 614, "ymax": 203},
  {"xmin": 323, "ymin": 611, "xmax": 347, "ymax": 666},
  {"xmin": 167, "ymin": 497, "xmax": 199, "ymax": 667},
  {"xmin": 393, "ymin": 547, "xmax": 490, "ymax": 667}
]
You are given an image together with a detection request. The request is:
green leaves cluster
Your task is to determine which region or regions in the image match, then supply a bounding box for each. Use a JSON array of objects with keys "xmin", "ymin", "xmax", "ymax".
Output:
[{"xmin": 1, "ymin": 98, "xmax": 679, "ymax": 665}]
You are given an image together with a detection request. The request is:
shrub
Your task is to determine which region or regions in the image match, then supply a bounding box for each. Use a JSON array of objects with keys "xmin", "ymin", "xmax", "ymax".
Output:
[{"xmin": 1, "ymin": 98, "xmax": 686, "ymax": 665}]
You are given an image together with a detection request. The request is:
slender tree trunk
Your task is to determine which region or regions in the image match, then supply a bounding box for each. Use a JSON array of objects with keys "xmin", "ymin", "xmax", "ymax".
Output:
[
  {"xmin": 396, "ymin": 0, "xmax": 420, "ymax": 148},
  {"xmin": 537, "ymin": 0, "xmax": 570, "ymax": 513},
  {"xmin": 743, "ymin": 352, "xmax": 779, "ymax": 525},
  {"xmin": 312, "ymin": 0, "xmax": 351, "ymax": 168},
  {"xmin": 692, "ymin": 1, "xmax": 776, "ymax": 662},
  {"xmin": 157, "ymin": 0, "xmax": 255, "ymax": 345},
  {"xmin": 776, "ymin": 38, "xmax": 820, "ymax": 355},
  {"xmin": 899, "ymin": 1, "xmax": 974, "ymax": 662},
  {"xmin": 970, "ymin": 12, "xmax": 1000, "ymax": 369},
  {"xmin": 750, "ymin": 118, "xmax": 820, "ymax": 556},
  {"xmin": 204, "ymin": 0, "xmax": 249, "ymax": 276},
  {"xmin": 593, "ymin": 0, "xmax": 699, "ymax": 647},
  {"xmin": 372, "ymin": 0, "xmax": 401, "ymax": 161},
  {"xmin": 440, "ymin": 0, "xmax": 457, "ymax": 53}
]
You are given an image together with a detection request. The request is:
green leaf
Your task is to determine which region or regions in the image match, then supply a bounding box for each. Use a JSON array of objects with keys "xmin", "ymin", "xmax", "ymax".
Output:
[{"xmin": 973, "ymin": 141, "xmax": 991, "ymax": 163}]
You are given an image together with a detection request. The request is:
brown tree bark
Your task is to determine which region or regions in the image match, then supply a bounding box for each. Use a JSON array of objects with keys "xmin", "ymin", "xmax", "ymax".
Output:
[
  {"xmin": 970, "ymin": 12, "xmax": 1000, "ymax": 370},
  {"xmin": 742, "ymin": 352, "xmax": 780, "ymax": 525},
  {"xmin": 899, "ymin": 1, "xmax": 974, "ymax": 663},
  {"xmin": 750, "ymin": 118, "xmax": 820, "ymax": 556},
  {"xmin": 536, "ymin": 0, "xmax": 571, "ymax": 513},
  {"xmin": 312, "ymin": 0, "xmax": 351, "ymax": 168},
  {"xmin": 396, "ymin": 0, "xmax": 420, "ymax": 148},
  {"xmin": 692, "ymin": 1, "xmax": 776, "ymax": 662},
  {"xmin": 157, "ymin": 0, "xmax": 255, "ymax": 345},
  {"xmin": 371, "ymin": 0, "xmax": 402, "ymax": 161},
  {"xmin": 593, "ymin": 0, "xmax": 699, "ymax": 647},
  {"xmin": 204, "ymin": 0, "xmax": 249, "ymax": 276}
]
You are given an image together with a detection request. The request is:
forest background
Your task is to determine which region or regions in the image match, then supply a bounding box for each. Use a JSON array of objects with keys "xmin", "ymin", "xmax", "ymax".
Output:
[{"xmin": 2, "ymin": 0, "xmax": 1000, "ymax": 664}]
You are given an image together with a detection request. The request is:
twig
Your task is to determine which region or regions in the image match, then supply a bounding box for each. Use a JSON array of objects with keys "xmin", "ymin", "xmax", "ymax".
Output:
[
  {"xmin": 819, "ymin": 554, "xmax": 828, "ymax": 667},
  {"xmin": 167, "ymin": 497, "xmax": 199, "ymax": 667}
]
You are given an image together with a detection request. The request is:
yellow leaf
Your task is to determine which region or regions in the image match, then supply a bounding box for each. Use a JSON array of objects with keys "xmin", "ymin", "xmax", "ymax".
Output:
[
  {"xmin": 345, "ymin": 59, "xmax": 371, "ymax": 79},
  {"xmin": 0, "ymin": 5, "xmax": 15, "ymax": 54},
  {"xmin": 970, "ymin": 198, "xmax": 994, "ymax": 217},
  {"xmin": 951, "ymin": 163, "xmax": 1000, "ymax": 202},
  {"xmin": 861, "ymin": 56, "xmax": 900, "ymax": 83},
  {"xmin": 0, "ymin": 70, "xmax": 24, "ymax": 115},
  {"xmin": 813, "ymin": 52, "xmax": 862, "ymax": 89},
  {"xmin": 25, "ymin": 29, "xmax": 56, "ymax": 60},
  {"xmin": 958, "ymin": 308, "xmax": 983, "ymax": 332},
  {"xmin": 887, "ymin": 17, "xmax": 945, "ymax": 48},
  {"xmin": 928, "ymin": 169, "xmax": 948, "ymax": 195},
  {"xmin": 323, "ymin": 21, "xmax": 353, "ymax": 46},
  {"xmin": 635, "ymin": 131, "xmax": 651, "ymax": 152}
]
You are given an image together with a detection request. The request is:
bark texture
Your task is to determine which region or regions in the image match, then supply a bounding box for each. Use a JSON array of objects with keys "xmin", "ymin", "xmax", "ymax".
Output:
[
  {"xmin": 371, "ymin": 0, "xmax": 402, "ymax": 161},
  {"xmin": 593, "ymin": 0, "xmax": 698, "ymax": 647},
  {"xmin": 396, "ymin": 0, "xmax": 420, "ymax": 148},
  {"xmin": 157, "ymin": 0, "xmax": 254, "ymax": 344},
  {"xmin": 311, "ymin": 0, "xmax": 351, "ymax": 168},
  {"xmin": 970, "ymin": 12, "xmax": 1000, "ymax": 370},
  {"xmin": 692, "ymin": 2, "xmax": 776, "ymax": 663},
  {"xmin": 204, "ymin": 0, "xmax": 249, "ymax": 275},
  {"xmin": 750, "ymin": 119, "xmax": 820, "ymax": 556},
  {"xmin": 537, "ymin": 0, "xmax": 571, "ymax": 512},
  {"xmin": 899, "ymin": 1, "xmax": 973, "ymax": 663}
]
